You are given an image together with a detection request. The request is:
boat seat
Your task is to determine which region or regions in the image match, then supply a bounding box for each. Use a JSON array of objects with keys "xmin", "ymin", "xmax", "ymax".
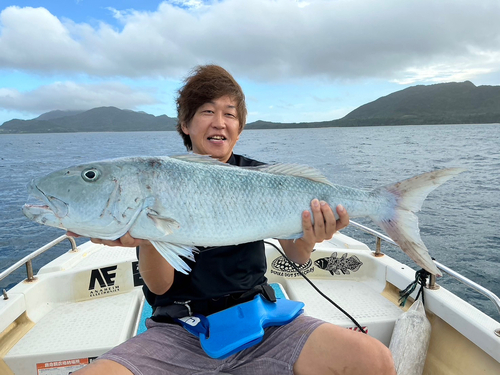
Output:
[
  {"xmin": 283, "ymin": 278, "xmax": 403, "ymax": 346},
  {"xmin": 3, "ymin": 288, "xmax": 143, "ymax": 374}
]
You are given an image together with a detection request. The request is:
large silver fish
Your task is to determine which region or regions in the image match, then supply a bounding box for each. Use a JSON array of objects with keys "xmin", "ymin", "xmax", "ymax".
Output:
[{"xmin": 22, "ymin": 154, "xmax": 464, "ymax": 275}]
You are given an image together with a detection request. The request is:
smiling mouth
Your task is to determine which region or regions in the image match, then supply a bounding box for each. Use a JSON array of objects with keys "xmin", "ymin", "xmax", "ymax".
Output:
[{"xmin": 208, "ymin": 135, "xmax": 226, "ymax": 141}]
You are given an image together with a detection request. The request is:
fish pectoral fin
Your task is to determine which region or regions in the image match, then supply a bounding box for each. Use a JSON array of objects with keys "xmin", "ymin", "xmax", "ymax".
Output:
[
  {"xmin": 147, "ymin": 209, "xmax": 180, "ymax": 235},
  {"xmin": 150, "ymin": 240, "xmax": 196, "ymax": 274}
]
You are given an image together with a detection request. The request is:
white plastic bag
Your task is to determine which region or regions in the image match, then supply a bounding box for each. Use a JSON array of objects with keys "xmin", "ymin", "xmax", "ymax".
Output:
[{"xmin": 389, "ymin": 300, "xmax": 432, "ymax": 375}]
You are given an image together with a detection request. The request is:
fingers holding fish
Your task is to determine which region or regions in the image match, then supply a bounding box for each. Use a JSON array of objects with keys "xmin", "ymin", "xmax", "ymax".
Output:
[
  {"xmin": 335, "ymin": 204, "xmax": 350, "ymax": 232},
  {"xmin": 310, "ymin": 199, "xmax": 338, "ymax": 242},
  {"xmin": 90, "ymin": 238, "xmax": 118, "ymax": 246},
  {"xmin": 66, "ymin": 230, "xmax": 119, "ymax": 246},
  {"xmin": 301, "ymin": 199, "xmax": 336, "ymax": 245},
  {"xmin": 116, "ymin": 232, "xmax": 145, "ymax": 247},
  {"xmin": 300, "ymin": 209, "xmax": 314, "ymax": 246},
  {"xmin": 310, "ymin": 199, "xmax": 325, "ymax": 241},
  {"xmin": 319, "ymin": 200, "xmax": 338, "ymax": 240},
  {"xmin": 89, "ymin": 233, "xmax": 146, "ymax": 248}
]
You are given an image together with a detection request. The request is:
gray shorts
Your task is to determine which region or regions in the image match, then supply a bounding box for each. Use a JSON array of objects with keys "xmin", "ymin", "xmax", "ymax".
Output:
[{"xmin": 99, "ymin": 314, "xmax": 325, "ymax": 375}]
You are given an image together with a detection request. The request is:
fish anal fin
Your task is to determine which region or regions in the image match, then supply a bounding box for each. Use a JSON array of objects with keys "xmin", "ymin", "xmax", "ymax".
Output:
[{"xmin": 150, "ymin": 240, "xmax": 196, "ymax": 274}]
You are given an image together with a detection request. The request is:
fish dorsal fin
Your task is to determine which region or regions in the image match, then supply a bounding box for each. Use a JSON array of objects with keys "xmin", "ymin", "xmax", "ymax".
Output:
[
  {"xmin": 170, "ymin": 153, "xmax": 233, "ymax": 167},
  {"xmin": 171, "ymin": 154, "xmax": 333, "ymax": 186},
  {"xmin": 255, "ymin": 163, "xmax": 334, "ymax": 186}
]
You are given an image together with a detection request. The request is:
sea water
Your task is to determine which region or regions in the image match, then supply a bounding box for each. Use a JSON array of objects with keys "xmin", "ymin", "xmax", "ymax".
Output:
[{"xmin": 0, "ymin": 124, "xmax": 499, "ymax": 319}]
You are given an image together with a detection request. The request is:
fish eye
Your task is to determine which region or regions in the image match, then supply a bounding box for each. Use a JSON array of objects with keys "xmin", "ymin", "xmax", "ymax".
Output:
[{"xmin": 81, "ymin": 168, "xmax": 101, "ymax": 182}]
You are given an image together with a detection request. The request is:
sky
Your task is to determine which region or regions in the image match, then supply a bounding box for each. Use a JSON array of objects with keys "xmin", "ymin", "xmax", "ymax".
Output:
[{"xmin": 1, "ymin": 0, "xmax": 500, "ymax": 126}]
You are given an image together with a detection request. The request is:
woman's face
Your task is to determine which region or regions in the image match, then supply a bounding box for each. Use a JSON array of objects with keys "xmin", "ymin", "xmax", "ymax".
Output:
[{"xmin": 182, "ymin": 96, "xmax": 241, "ymax": 163}]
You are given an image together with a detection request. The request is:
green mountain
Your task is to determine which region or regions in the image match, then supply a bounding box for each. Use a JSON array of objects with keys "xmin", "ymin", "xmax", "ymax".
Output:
[
  {"xmin": 247, "ymin": 81, "xmax": 500, "ymax": 129},
  {"xmin": 1, "ymin": 81, "xmax": 500, "ymax": 134},
  {"xmin": 35, "ymin": 109, "xmax": 86, "ymax": 121},
  {"xmin": 338, "ymin": 81, "xmax": 500, "ymax": 126},
  {"xmin": 0, "ymin": 107, "xmax": 177, "ymax": 134}
]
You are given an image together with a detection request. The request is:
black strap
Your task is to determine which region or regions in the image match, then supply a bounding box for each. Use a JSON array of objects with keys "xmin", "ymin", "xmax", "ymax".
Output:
[
  {"xmin": 239, "ymin": 283, "xmax": 276, "ymax": 303},
  {"xmin": 152, "ymin": 283, "xmax": 276, "ymax": 322},
  {"xmin": 153, "ymin": 302, "xmax": 192, "ymax": 322}
]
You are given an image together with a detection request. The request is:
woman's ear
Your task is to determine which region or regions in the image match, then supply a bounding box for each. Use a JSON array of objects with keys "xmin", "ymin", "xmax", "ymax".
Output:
[{"xmin": 181, "ymin": 122, "xmax": 189, "ymax": 135}]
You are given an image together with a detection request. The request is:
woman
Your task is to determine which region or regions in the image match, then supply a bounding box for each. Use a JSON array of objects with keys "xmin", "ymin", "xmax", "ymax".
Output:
[{"xmin": 74, "ymin": 65, "xmax": 395, "ymax": 375}]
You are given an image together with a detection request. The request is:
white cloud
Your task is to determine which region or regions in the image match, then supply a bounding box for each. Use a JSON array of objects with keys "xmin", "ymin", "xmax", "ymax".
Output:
[
  {"xmin": 0, "ymin": 81, "xmax": 158, "ymax": 113},
  {"xmin": 167, "ymin": 0, "xmax": 205, "ymax": 9},
  {"xmin": 296, "ymin": 0, "xmax": 310, "ymax": 8},
  {"xmin": 0, "ymin": 6, "xmax": 88, "ymax": 72},
  {"xmin": 0, "ymin": 1, "xmax": 499, "ymax": 83},
  {"xmin": 392, "ymin": 65, "xmax": 495, "ymax": 85}
]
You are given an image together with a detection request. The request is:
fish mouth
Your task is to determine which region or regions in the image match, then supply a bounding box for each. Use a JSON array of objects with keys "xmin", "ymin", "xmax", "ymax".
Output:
[{"xmin": 23, "ymin": 179, "xmax": 69, "ymax": 219}]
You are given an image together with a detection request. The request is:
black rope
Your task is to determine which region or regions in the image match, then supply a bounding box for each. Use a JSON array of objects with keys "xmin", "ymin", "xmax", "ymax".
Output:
[
  {"xmin": 265, "ymin": 241, "xmax": 367, "ymax": 334},
  {"xmin": 398, "ymin": 268, "xmax": 430, "ymax": 307}
]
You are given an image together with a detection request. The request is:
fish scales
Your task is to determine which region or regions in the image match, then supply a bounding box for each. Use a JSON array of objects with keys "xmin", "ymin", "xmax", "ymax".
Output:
[
  {"xmin": 156, "ymin": 159, "xmax": 329, "ymax": 245},
  {"xmin": 161, "ymin": 160, "xmax": 370, "ymax": 246}
]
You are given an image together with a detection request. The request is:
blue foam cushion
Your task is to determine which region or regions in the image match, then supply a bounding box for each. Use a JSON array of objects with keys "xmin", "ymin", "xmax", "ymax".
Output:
[
  {"xmin": 270, "ymin": 283, "xmax": 288, "ymax": 299},
  {"xmin": 137, "ymin": 301, "xmax": 153, "ymax": 335},
  {"xmin": 199, "ymin": 294, "xmax": 304, "ymax": 359}
]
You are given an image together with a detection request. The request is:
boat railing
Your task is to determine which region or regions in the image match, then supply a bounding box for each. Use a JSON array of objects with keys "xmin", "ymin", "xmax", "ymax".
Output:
[
  {"xmin": 0, "ymin": 235, "xmax": 78, "ymax": 299},
  {"xmin": 350, "ymin": 220, "xmax": 500, "ymax": 319}
]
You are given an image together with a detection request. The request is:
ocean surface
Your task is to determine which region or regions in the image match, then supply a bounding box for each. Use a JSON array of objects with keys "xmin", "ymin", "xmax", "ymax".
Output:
[{"xmin": 0, "ymin": 124, "xmax": 499, "ymax": 320}]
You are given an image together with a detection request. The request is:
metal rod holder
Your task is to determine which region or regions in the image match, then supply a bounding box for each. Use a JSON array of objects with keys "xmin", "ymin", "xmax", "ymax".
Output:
[
  {"xmin": 427, "ymin": 273, "xmax": 440, "ymax": 290},
  {"xmin": 374, "ymin": 237, "xmax": 383, "ymax": 256},
  {"xmin": 25, "ymin": 260, "xmax": 35, "ymax": 282}
]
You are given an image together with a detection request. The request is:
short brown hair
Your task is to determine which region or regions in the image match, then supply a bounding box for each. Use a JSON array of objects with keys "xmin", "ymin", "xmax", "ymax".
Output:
[{"xmin": 176, "ymin": 65, "xmax": 247, "ymax": 150}]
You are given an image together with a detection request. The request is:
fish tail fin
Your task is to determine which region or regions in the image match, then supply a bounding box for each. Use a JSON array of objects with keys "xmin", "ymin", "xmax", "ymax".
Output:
[{"xmin": 370, "ymin": 168, "xmax": 466, "ymax": 276}]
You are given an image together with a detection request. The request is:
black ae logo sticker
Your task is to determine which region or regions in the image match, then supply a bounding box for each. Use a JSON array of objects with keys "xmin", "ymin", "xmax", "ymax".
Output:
[{"xmin": 88, "ymin": 265, "xmax": 119, "ymax": 297}]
